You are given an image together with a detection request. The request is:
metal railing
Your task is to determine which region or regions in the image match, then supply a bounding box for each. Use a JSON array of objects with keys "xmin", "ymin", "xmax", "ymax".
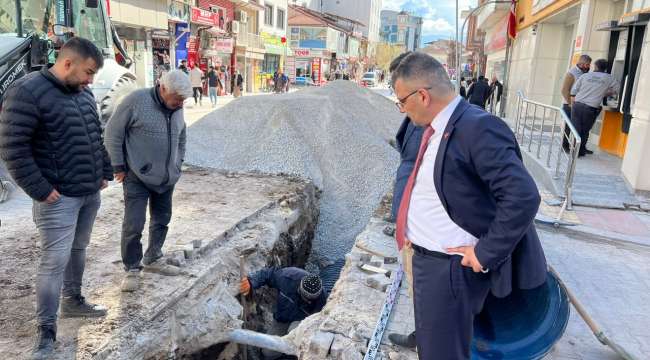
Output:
[{"xmin": 514, "ymin": 91, "xmax": 581, "ymax": 223}]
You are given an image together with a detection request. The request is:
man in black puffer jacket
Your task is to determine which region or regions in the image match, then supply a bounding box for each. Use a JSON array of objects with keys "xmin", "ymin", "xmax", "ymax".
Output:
[{"xmin": 0, "ymin": 37, "xmax": 113, "ymax": 360}]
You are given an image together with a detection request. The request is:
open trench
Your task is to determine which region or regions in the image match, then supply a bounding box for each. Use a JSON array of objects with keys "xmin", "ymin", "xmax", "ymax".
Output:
[{"xmin": 89, "ymin": 173, "xmax": 324, "ymax": 360}]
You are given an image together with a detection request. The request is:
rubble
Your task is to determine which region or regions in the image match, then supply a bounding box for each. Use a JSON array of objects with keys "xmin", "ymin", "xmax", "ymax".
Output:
[
  {"xmin": 186, "ymin": 80, "xmax": 403, "ymax": 260},
  {"xmin": 0, "ymin": 167, "xmax": 319, "ymax": 359}
]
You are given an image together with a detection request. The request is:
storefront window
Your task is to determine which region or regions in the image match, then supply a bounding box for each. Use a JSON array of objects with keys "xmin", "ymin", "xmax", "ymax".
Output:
[{"xmin": 262, "ymin": 54, "xmax": 280, "ymax": 74}]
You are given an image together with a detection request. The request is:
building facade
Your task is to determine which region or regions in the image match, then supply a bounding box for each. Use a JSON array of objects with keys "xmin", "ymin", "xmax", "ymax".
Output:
[
  {"xmin": 259, "ymin": 0, "xmax": 290, "ymax": 88},
  {"xmin": 287, "ymin": 5, "xmax": 363, "ymax": 83},
  {"xmin": 109, "ymin": 0, "xmax": 168, "ymax": 88},
  {"xmin": 502, "ymin": 0, "xmax": 650, "ymax": 192},
  {"xmin": 308, "ymin": 0, "xmax": 382, "ymax": 59},
  {"xmin": 379, "ymin": 10, "xmax": 423, "ymax": 52}
]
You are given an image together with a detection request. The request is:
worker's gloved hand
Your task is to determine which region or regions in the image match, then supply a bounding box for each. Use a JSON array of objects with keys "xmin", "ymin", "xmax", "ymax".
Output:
[{"xmin": 240, "ymin": 277, "xmax": 251, "ymax": 296}]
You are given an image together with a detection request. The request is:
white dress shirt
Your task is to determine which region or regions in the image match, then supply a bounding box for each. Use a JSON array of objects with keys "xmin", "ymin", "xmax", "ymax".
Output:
[{"xmin": 406, "ymin": 96, "xmax": 479, "ymax": 253}]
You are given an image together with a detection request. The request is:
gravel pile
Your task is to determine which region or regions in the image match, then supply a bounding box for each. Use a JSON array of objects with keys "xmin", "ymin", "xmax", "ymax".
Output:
[{"xmin": 186, "ymin": 81, "xmax": 403, "ymax": 260}]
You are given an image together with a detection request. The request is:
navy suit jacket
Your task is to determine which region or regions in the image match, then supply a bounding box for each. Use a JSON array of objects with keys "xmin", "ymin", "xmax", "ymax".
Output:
[
  {"xmin": 434, "ymin": 99, "xmax": 547, "ymax": 297},
  {"xmin": 391, "ymin": 116, "xmax": 424, "ymax": 221}
]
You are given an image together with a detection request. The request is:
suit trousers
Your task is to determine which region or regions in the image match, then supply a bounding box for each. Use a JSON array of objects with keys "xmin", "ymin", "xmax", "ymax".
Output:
[
  {"xmin": 413, "ymin": 250, "xmax": 491, "ymax": 360},
  {"xmin": 571, "ymin": 102, "xmax": 601, "ymax": 156}
]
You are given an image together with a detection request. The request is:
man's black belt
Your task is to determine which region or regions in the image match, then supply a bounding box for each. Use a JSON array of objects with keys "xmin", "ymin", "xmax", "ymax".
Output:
[
  {"xmin": 575, "ymin": 102, "xmax": 601, "ymax": 111},
  {"xmin": 411, "ymin": 243, "xmax": 451, "ymax": 259}
]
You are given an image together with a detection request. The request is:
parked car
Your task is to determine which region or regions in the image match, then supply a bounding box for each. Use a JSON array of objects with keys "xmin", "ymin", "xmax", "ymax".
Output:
[
  {"xmin": 294, "ymin": 76, "xmax": 317, "ymax": 86},
  {"xmin": 361, "ymin": 72, "xmax": 378, "ymax": 87}
]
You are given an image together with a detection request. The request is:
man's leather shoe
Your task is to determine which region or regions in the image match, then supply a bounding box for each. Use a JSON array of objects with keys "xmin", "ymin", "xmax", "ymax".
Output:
[{"xmin": 388, "ymin": 331, "xmax": 416, "ymax": 349}]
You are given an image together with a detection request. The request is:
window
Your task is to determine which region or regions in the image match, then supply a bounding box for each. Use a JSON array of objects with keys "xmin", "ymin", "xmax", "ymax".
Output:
[
  {"xmin": 277, "ymin": 8, "xmax": 285, "ymax": 30},
  {"xmin": 264, "ymin": 4, "xmax": 273, "ymax": 26},
  {"xmin": 262, "ymin": 54, "xmax": 280, "ymax": 73}
]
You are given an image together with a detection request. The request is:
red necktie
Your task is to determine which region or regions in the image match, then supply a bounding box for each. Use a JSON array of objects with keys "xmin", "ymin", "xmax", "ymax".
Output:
[{"xmin": 395, "ymin": 126, "xmax": 435, "ymax": 250}]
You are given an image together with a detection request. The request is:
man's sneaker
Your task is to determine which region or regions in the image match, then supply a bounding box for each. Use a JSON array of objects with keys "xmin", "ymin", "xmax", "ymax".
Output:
[
  {"xmin": 388, "ymin": 331, "xmax": 416, "ymax": 349},
  {"xmin": 121, "ymin": 269, "xmax": 141, "ymax": 292},
  {"xmin": 31, "ymin": 325, "xmax": 56, "ymax": 360},
  {"xmin": 144, "ymin": 259, "xmax": 180, "ymax": 276},
  {"xmin": 60, "ymin": 294, "xmax": 107, "ymax": 318}
]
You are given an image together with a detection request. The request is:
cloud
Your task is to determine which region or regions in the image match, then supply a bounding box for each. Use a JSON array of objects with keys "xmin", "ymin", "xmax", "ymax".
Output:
[{"xmin": 382, "ymin": 0, "xmax": 478, "ymax": 41}]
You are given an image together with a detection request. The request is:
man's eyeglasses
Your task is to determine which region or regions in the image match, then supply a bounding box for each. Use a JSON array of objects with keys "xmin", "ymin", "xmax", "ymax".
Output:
[{"xmin": 395, "ymin": 87, "xmax": 432, "ymax": 110}]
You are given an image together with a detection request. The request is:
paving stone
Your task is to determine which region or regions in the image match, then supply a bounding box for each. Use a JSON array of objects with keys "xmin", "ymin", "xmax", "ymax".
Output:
[{"xmin": 366, "ymin": 273, "xmax": 391, "ymax": 292}]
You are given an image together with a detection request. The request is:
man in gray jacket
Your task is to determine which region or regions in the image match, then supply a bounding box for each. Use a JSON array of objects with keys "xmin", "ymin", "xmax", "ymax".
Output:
[
  {"xmin": 570, "ymin": 59, "xmax": 618, "ymax": 157},
  {"xmin": 104, "ymin": 70, "xmax": 193, "ymax": 291}
]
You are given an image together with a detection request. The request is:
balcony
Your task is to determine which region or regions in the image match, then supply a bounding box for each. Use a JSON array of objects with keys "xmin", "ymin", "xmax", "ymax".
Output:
[
  {"xmin": 236, "ymin": 32, "xmax": 265, "ymax": 50},
  {"xmin": 476, "ymin": 1, "xmax": 509, "ymax": 31},
  {"xmin": 232, "ymin": 0, "xmax": 265, "ymax": 11}
]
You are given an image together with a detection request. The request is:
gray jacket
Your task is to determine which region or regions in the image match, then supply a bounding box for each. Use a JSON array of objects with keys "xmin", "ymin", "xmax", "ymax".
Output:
[{"xmin": 104, "ymin": 86, "xmax": 186, "ymax": 191}]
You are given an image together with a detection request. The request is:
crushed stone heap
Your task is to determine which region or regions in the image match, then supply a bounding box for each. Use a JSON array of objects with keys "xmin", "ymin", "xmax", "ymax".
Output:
[{"xmin": 186, "ymin": 81, "xmax": 403, "ymax": 260}]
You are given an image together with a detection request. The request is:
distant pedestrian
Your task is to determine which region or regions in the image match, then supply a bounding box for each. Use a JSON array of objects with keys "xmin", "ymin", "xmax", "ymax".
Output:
[
  {"xmin": 274, "ymin": 69, "xmax": 288, "ymax": 93},
  {"xmin": 178, "ymin": 59, "xmax": 189, "ymax": 74},
  {"xmin": 234, "ymin": 70, "xmax": 243, "ymax": 98},
  {"xmin": 459, "ymin": 76, "xmax": 467, "ymax": 98},
  {"xmin": 466, "ymin": 75, "xmax": 490, "ymax": 108},
  {"xmin": 487, "ymin": 75, "xmax": 503, "ymax": 112},
  {"xmin": 207, "ymin": 66, "xmax": 222, "ymax": 107},
  {"xmin": 0, "ymin": 37, "xmax": 111, "ymax": 359},
  {"xmin": 570, "ymin": 58, "xmax": 618, "ymax": 157},
  {"xmin": 189, "ymin": 65, "xmax": 204, "ymax": 105},
  {"xmin": 104, "ymin": 70, "xmax": 193, "ymax": 292},
  {"xmin": 561, "ymin": 55, "xmax": 592, "ymax": 152}
]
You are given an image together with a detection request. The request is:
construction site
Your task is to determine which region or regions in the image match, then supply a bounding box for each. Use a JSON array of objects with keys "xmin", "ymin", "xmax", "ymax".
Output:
[{"xmin": 2, "ymin": 80, "xmax": 650, "ymax": 360}]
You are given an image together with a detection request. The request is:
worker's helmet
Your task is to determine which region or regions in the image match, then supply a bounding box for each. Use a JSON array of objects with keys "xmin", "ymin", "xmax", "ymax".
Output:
[{"xmin": 299, "ymin": 274, "xmax": 323, "ymax": 300}]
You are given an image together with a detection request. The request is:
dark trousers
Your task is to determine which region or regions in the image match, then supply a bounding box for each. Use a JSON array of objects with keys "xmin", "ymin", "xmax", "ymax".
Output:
[
  {"xmin": 121, "ymin": 172, "xmax": 174, "ymax": 271},
  {"xmin": 571, "ymin": 102, "xmax": 601, "ymax": 156},
  {"xmin": 412, "ymin": 249, "xmax": 491, "ymax": 360},
  {"xmin": 192, "ymin": 87, "xmax": 203, "ymax": 104},
  {"xmin": 561, "ymin": 104, "xmax": 573, "ymax": 152}
]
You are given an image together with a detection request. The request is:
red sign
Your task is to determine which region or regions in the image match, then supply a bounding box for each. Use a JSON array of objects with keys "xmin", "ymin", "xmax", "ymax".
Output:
[
  {"xmin": 485, "ymin": 16, "xmax": 508, "ymax": 53},
  {"xmin": 191, "ymin": 7, "xmax": 219, "ymax": 26},
  {"xmin": 210, "ymin": 38, "xmax": 234, "ymax": 53},
  {"xmin": 294, "ymin": 49, "xmax": 311, "ymax": 57}
]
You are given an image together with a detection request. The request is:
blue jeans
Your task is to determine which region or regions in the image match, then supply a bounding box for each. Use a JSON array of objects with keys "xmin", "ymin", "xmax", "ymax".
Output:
[
  {"xmin": 208, "ymin": 87, "xmax": 218, "ymax": 106},
  {"xmin": 32, "ymin": 192, "xmax": 101, "ymax": 326}
]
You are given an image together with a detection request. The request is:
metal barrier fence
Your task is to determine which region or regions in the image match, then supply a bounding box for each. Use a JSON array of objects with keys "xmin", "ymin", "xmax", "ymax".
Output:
[{"xmin": 514, "ymin": 91, "xmax": 581, "ymax": 222}]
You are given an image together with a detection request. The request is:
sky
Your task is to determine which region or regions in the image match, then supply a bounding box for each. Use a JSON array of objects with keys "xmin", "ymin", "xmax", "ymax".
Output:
[{"xmin": 382, "ymin": 0, "xmax": 478, "ymax": 45}]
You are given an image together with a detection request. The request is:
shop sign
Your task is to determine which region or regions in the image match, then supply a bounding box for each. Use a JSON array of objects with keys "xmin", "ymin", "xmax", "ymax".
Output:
[
  {"xmin": 188, "ymin": 35, "xmax": 198, "ymax": 54},
  {"xmin": 168, "ymin": 1, "xmax": 190, "ymax": 23},
  {"xmin": 286, "ymin": 57, "xmax": 296, "ymax": 82},
  {"xmin": 294, "ymin": 48, "xmax": 311, "ymax": 57},
  {"xmin": 191, "ymin": 6, "xmax": 218, "ymax": 26},
  {"xmin": 210, "ymin": 38, "xmax": 234, "ymax": 53},
  {"xmin": 261, "ymin": 32, "xmax": 285, "ymax": 46},
  {"xmin": 484, "ymin": 16, "xmax": 507, "ymax": 53}
]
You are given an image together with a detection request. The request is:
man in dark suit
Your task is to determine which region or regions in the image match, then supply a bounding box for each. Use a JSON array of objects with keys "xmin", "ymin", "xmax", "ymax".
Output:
[
  {"xmin": 467, "ymin": 75, "xmax": 491, "ymax": 108},
  {"xmin": 391, "ymin": 52, "xmax": 547, "ymax": 359}
]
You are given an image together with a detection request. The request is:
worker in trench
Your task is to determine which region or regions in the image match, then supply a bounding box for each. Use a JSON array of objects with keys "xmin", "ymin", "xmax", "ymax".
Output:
[{"xmin": 240, "ymin": 267, "xmax": 327, "ymax": 358}]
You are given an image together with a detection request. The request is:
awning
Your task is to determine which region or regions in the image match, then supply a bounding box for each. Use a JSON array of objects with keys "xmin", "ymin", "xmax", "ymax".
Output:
[{"xmin": 619, "ymin": 11, "xmax": 650, "ymax": 26}]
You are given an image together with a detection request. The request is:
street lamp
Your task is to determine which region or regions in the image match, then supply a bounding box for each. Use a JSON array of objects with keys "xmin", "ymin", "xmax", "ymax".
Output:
[{"xmin": 456, "ymin": 1, "xmax": 510, "ymax": 95}]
